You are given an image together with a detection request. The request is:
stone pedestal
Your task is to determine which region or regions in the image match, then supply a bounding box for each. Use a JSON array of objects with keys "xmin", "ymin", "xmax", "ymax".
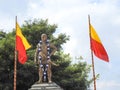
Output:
[{"xmin": 29, "ymin": 82, "xmax": 63, "ymax": 90}]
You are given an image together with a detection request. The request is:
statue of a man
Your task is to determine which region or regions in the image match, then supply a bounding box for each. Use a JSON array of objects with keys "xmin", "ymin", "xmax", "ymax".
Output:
[{"xmin": 34, "ymin": 33, "xmax": 57, "ymax": 83}]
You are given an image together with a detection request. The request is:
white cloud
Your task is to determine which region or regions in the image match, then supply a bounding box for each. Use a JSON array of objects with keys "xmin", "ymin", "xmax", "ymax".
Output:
[
  {"xmin": 0, "ymin": 0, "xmax": 120, "ymax": 90},
  {"xmin": 29, "ymin": 2, "xmax": 38, "ymax": 9},
  {"xmin": 114, "ymin": 38, "xmax": 120, "ymax": 49},
  {"xmin": 97, "ymin": 81, "xmax": 120, "ymax": 90}
]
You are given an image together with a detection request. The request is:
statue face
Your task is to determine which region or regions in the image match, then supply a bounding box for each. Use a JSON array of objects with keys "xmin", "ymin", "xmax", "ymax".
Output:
[{"xmin": 41, "ymin": 34, "xmax": 47, "ymax": 41}]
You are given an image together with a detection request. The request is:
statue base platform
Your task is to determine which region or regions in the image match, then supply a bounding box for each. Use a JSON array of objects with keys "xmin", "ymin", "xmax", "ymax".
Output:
[{"xmin": 29, "ymin": 82, "xmax": 63, "ymax": 90}]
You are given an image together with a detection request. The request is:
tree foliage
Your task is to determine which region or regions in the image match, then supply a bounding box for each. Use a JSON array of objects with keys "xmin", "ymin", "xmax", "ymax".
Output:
[{"xmin": 0, "ymin": 19, "xmax": 91, "ymax": 90}]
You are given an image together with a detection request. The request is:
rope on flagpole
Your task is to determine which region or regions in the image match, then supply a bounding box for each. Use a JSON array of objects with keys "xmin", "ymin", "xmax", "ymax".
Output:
[
  {"xmin": 88, "ymin": 15, "xmax": 96, "ymax": 90},
  {"xmin": 14, "ymin": 16, "xmax": 17, "ymax": 90}
]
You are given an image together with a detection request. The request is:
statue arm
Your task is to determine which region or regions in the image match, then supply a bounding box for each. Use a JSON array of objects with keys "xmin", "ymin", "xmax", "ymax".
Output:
[
  {"xmin": 34, "ymin": 45, "xmax": 38, "ymax": 63},
  {"xmin": 50, "ymin": 44, "xmax": 57, "ymax": 56}
]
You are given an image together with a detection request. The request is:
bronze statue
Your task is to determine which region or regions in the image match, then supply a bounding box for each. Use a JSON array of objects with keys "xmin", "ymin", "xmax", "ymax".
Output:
[{"xmin": 34, "ymin": 34, "xmax": 58, "ymax": 83}]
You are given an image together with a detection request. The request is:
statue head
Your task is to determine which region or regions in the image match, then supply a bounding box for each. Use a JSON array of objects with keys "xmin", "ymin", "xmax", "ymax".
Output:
[{"xmin": 41, "ymin": 33, "xmax": 47, "ymax": 42}]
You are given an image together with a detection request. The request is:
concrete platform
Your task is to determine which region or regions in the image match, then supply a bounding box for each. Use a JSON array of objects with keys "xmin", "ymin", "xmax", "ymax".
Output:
[{"xmin": 29, "ymin": 82, "xmax": 63, "ymax": 90}]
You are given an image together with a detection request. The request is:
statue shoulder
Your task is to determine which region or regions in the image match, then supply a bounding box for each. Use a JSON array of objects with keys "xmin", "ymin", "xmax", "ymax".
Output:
[{"xmin": 37, "ymin": 40, "xmax": 42, "ymax": 47}]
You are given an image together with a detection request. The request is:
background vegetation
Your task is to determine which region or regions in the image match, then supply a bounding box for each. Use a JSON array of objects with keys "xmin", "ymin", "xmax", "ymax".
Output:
[{"xmin": 0, "ymin": 19, "xmax": 92, "ymax": 90}]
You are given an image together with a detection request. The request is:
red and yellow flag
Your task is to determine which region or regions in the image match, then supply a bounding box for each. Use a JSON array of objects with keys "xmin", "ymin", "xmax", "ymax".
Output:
[
  {"xmin": 90, "ymin": 24, "xmax": 109, "ymax": 62},
  {"xmin": 16, "ymin": 22, "xmax": 31, "ymax": 64}
]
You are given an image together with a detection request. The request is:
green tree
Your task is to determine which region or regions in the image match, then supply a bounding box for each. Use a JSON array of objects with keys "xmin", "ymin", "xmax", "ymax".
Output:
[
  {"xmin": 0, "ymin": 32, "xmax": 14, "ymax": 89},
  {"xmin": 52, "ymin": 51, "xmax": 91, "ymax": 90},
  {"xmin": 0, "ymin": 19, "xmax": 92, "ymax": 90}
]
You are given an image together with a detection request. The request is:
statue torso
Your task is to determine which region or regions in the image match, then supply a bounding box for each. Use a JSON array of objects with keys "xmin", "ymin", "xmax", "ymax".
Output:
[
  {"xmin": 37, "ymin": 40, "xmax": 50, "ymax": 64},
  {"xmin": 40, "ymin": 42, "xmax": 48, "ymax": 56}
]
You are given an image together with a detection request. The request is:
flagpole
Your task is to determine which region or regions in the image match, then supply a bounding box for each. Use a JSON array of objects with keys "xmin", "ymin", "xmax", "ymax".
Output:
[
  {"xmin": 88, "ymin": 15, "xmax": 96, "ymax": 90},
  {"xmin": 14, "ymin": 16, "xmax": 17, "ymax": 90}
]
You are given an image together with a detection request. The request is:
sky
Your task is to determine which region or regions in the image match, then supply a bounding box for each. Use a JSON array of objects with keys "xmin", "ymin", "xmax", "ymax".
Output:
[{"xmin": 0, "ymin": 0, "xmax": 120, "ymax": 90}]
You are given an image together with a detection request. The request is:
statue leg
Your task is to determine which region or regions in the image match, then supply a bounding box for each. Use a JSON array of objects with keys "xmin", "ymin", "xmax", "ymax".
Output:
[
  {"xmin": 47, "ymin": 63, "xmax": 52, "ymax": 83},
  {"xmin": 38, "ymin": 67, "xmax": 43, "ymax": 83}
]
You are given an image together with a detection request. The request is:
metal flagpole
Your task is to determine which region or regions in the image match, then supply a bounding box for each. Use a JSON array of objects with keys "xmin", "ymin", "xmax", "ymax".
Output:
[
  {"xmin": 88, "ymin": 15, "xmax": 96, "ymax": 90},
  {"xmin": 14, "ymin": 16, "xmax": 17, "ymax": 90}
]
